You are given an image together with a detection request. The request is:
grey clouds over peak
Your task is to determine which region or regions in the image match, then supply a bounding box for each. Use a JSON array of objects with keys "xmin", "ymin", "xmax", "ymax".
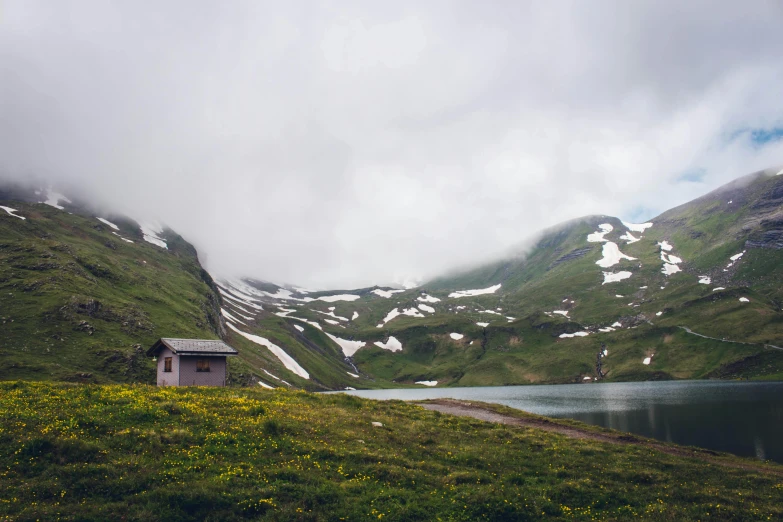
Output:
[{"xmin": 2, "ymin": 1, "xmax": 783, "ymax": 288}]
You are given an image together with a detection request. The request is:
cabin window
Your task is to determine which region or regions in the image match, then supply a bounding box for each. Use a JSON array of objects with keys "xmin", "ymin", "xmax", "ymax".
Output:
[
  {"xmin": 196, "ymin": 359, "xmax": 210, "ymax": 372},
  {"xmin": 163, "ymin": 357, "xmax": 172, "ymax": 372}
]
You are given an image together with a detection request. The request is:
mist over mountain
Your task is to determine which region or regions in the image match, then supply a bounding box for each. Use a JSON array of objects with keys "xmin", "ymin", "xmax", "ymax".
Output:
[{"xmin": 3, "ymin": 1, "xmax": 783, "ymax": 288}]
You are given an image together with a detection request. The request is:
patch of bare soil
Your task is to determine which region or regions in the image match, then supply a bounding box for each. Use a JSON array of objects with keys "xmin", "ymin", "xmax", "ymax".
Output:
[{"xmin": 417, "ymin": 399, "xmax": 782, "ymax": 476}]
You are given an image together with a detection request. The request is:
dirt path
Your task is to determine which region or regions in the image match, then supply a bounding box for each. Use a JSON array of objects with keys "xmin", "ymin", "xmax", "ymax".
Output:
[
  {"xmin": 678, "ymin": 325, "xmax": 783, "ymax": 351},
  {"xmin": 418, "ymin": 399, "xmax": 782, "ymax": 476}
]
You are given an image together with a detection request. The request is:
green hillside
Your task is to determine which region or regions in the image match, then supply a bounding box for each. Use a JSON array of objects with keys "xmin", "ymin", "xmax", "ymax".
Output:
[
  {"xmin": 2, "ymin": 169, "xmax": 783, "ymax": 389},
  {"xmin": 1, "ymin": 382, "xmax": 781, "ymax": 521}
]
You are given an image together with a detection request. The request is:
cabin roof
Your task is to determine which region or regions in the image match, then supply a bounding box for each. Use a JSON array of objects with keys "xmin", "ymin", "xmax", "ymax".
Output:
[{"xmin": 147, "ymin": 338, "xmax": 238, "ymax": 357}]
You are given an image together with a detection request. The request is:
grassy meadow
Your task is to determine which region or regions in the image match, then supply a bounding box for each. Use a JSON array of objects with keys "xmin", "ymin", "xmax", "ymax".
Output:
[{"xmin": 1, "ymin": 382, "xmax": 781, "ymax": 521}]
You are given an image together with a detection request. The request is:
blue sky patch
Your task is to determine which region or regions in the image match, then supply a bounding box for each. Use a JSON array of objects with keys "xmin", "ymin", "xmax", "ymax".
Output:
[
  {"xmin": 677, "ymin": 167, "xmax": 706, "ymax": 183},
  {"xmin": 750, "ymin": 127, "xmax": 783, "ymax": 144}
]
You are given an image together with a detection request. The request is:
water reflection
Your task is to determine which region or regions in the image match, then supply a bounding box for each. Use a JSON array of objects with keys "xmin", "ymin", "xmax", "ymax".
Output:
[{"xmin": 342, "ymin": 380, "xmax": 783, "ymax": 463}]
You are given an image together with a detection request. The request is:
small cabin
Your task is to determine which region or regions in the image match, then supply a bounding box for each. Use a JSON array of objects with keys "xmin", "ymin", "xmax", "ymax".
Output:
[{"xmin": 147, "ymin": 338, "xmax": 238, "ymax": 387}]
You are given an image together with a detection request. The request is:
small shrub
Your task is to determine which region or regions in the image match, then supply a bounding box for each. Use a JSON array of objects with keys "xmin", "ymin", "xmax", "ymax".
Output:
[{"xmin": 263, "ymin": 418, "xmax": 281, "ymax": 436}]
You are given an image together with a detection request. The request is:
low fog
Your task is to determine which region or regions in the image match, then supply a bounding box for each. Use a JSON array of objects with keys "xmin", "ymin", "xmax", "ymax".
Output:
[{"xmin": 2, "ymin": 1, "xmax": 783, "ymax": 288}]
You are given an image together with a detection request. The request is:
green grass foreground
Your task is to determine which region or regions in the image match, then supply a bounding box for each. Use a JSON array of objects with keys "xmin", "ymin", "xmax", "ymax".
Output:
[{"xmin": 0, "ymin": 383, "xmax": 781, "ymax": 521}]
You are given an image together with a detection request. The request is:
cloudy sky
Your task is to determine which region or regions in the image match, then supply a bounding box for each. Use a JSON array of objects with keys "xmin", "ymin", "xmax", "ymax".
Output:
[{"xmin": 2, "ymin": 1, "xmax": 783, "ymax": 288}]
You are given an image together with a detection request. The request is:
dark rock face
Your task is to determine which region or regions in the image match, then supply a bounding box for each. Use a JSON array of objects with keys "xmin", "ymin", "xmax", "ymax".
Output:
[
  {"xmin": 745, "ymin": 229, "xmax": 783, "ymax": 250},
  {"xmin": 550, "ymin": 247, "xmax": 592, "ymax": 268}
]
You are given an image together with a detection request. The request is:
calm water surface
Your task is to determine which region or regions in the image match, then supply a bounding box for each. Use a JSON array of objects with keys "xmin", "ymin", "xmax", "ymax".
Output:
[{"xmin": 344, "ymin": 380, "xmax": 783, "ymax": 463}]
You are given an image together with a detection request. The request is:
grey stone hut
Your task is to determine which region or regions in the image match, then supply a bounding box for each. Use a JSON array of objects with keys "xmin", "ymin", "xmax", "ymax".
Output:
[{"xmin": 147, "ymin": 338, "xmax": 238, "ymax": 387}]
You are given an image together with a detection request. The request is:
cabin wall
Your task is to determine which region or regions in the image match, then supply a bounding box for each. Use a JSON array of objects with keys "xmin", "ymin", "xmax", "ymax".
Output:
[
  {"xmin": 178, "ymin": 356, "xmax": 227, "ymax": 386},
  {"xmin": 156, "ymin": 346, "xmax": 180, "ymax": 386}
]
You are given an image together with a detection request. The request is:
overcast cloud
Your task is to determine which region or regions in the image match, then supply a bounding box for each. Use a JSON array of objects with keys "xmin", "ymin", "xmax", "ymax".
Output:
[{"xmin": 2, "ymin": 1, "xmax": 783, "ymax": 288}]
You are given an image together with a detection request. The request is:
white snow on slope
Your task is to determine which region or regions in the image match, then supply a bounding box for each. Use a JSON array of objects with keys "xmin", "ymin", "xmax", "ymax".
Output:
[
  {"xmin": 449, "ymin": 333, "xmax": 464, "ymax": 340},
  {"xmin": 612, "ymin": 322, "xmax": 622, "ymax": 327},
  {"xmin": 258, "ymin": 380, "xmax": 274, "ymax": 389},
  {"xmin": 661, "ymin": 263, "xmax": 681, "ymax": 275},
  {"xmin": 402, "ymin": 307, "xmax": 425, "ymax": 318},
  {"xmin": 739, "ymin": 297, "xmax": 750, "ymax": 303},
  {"xmin": 44, "ymin": 189, "xmax": 70, "ymax": 210},
  {"xmin": 587, "ymin": 223, "xmax": 613, "ymax": 242},
  {"xmin": 559, "ymin": 331, "xmax": 590, "ymax": 338},
  {"xmin": 619, "ymin": 232, "xmax": 639, "ymax": 244},
  {"xmin": 661, "ymin": 252, "xmax": 682, "ymax": 264},
  {"xmin": 221, "ymin": 308, "xmax": 246, "ymax": 325},
  {"xmin": 220, "ymin": 288, "xmax": 264, "ymax": 311},
  {"xmin": 351, "ymin": 311, "xmax": 359, "ymax": 320},
  {"xmin": 418, "ymin": 304, "xmax": 435, "ymax": 313},
  {"xmin": 417, "ymin": 294, "xmax": 441, "ymax": 303},
  {"xmin": 622, "ymin": 221, "xmax": 653, "ymax": 233},
  {"xmin": 448, "ymin": 284, "xmax": 501, "ymax": 298},
  {"xmin": 140, "ymin": 222, "xmax": 168, "ymax": 249},
  {"xmin": 479, "ymin": 309, "xmax": 501, "ymax": 315},
  {"xmin": 294, "ymin": 325, "xmax": 304, "ymax": 332},
  {"xmin": 656, "ymin": 311, "xmax": 663, "ymax": 316},
  {"xmin": 377, "ymin": 308, "xmax": 401, "ymax": 327},
  {"xmin": 327, "ymin": 334, "xmax": 367, "ymax": 356},
  {"xmin": 602, "ymin": 271, "xmax": 632, "ymax": 284},
  {"xmin": 96, "ymin": 217, "xmax": 119, "ymax": 230},
  {"xmin": 227, "ymin": 323, "xmax": 309, "ymax": 379},
  {"xmin": 263, "ymin": 369, "xmax": 280, "ymax": 381},
  {"xmin": 314, "ymin": 308, "xmax": 350, "ymax": 322},
  {"xmin": 552, "ymin": 310, "xmax": 569, "ymax": 317},
  {"xmin": 415, "ymin": 381, "xmax": 438, "ymax": 387},
  {"xmin": 347, "ymin": 372, "xmax": 359, "ymax": 378},
  {"xmin": 318, "ymin": 294, "xmax": 361, "ymax": 303},
  {"xmin": 643, "ymin": 356, "xmax": 652, "ymax": 365},
  {"xmin": 713, "ymin": 287, "xmax": 725, "ymax": 291},
  {"xmin": 596, "ymin": 242, "xmax": 636, "ymax": 268},
  {"xmin": 476, "ymin": 322, "xmax": 490, "ymax": 327},
  {"xmin": 112, "ymin": 232, "xmax": 134, "ymax": 243},
  {"xmin": 374, "ymin": 336, "xmax": 403, "ymax": 352},
  {"xmin": 0, "ymin": 206, "xmax": 25, "ymax": 220},
  {"xmin": 698, "ymin": 276, "xmax": 711, "ymax": 285},
  {"xmin": 372, "ymin": 289, "xmax": 405, "ymax": 298},
  {"xmin": 325, "ymin": 319, "xmax": 340, "ymax": 325},
  {"xmin": 658, "ymin": 240, "xmax": 673, "ymax": 251},
  {"xmin": 730, "ymin": 252, "xmax": 745, "ymax": 262}
]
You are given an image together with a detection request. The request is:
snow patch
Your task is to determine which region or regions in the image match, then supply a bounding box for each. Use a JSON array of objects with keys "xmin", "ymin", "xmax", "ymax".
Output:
[
  {"xmin": 417, "ymin": 294, "xmax": 441, "ymax": 303},
  {"xmin": 698, "ymin": 276, "xmax": 711, "ymax": 285},
  {"xmin": 587, "ymin": 223, "xmax": 614, "ymax": 243},
  {"xmin": 221, "ymin": 308, "xmax": 246, "ymax": 325},
  {"xmin": 559, "ymin": 331, "xmax": 590, "ymax": 338},
  {"xmin": 418, "ymin": 304, "xmax": 435, "ymax": 313},
  {"xmin": 347, "ymin": 372, "xmax": 359, "ymax": 378},
  {"xmin": 712, "ymin": 287, "xmax": 725, "ymax": 291},
  {"xmin": 656, "ymin": 311, "xmax": 663, "ymax": 316},
  {"xmin": 324, "ymin": 319, "xmax": 340, "ymax": 325},
  {"xmin": 351, "ymin": 311, "xmax": 359, "ymax": 320},
  {"xmin": 372, "ymin": 289, "xmax": 404, "ymax": 298},
  {"xmin": 602, "ymin": 271, "xmax": 632, "ymax": 284},
  {"xmin": 643, "ymin": 356, "xmax": 652, "ymax": 365},
  {"xmin": 0, "ymin": 206, "xmax": 25, "ymax": 220},
  {"xmin": 658, "ymin": 240, "xmax": 673, "ymax": 251},
  {"xmin": 402, "ymin": 307, "xmax": 425, "ymax": 318},
  {"xmin": 449, "ymin": 333, "xmax": 464, "ymax": 340},
  {"xmin": 294, "ymin": 325, "xmax": 304, "ymax": 332},
  {"xmin": 619, "ymin": 232, "xmax": 640, "ymax": 244},
  {"xmin": 327, "ymin": 334, "xmax": 366, "ymax": 356},
  {"xmin": 415, "ymin": 381, "xmax": 438, "ymax": 387},
  {"xmin": 476, "ymin": 322, "xmax": 490, "ymax": 327},
  {"xmin": 345, "ymin": 387, "xmax": 356, "ymax": 391},
  {"xmin": 377, "ymin": 308, "xmax": 401, "ymax": 327},
  {"xmin": 44, "ymin": 189, "xmax": 70, "ymax": 210},
  {"xmin": 96, "ymin": 217, "xmax": 119, "ymax": 230},
  {"xmin": 661, "ymin": 263, "xmax": 681, "ymax": 276},
  {"xmin": 263, "ymin": 369, "xmax": 281, "ymax": 381},
  {"xmin": 729, "ymin": 251, "xmax": 745, "ymax": 262},
  {"xmin": 622, "ymin": 221, "xmax": 653, "ymax": 233},
  {"xmin": 257, "ymin": 380, "xmax": 274, "ymax": 389},
  {"xmin": 739, "ymin": 297, "xmax": 750, "ymax": 303},
  {"xmin": 448, "ymin": 284, "xmax": 501, "ymax": 298},
  {"xmin": 552, "ymin": 310, "xmax": 569, "ymax": 317},
  {"xmin": 611, "ymin": 322, "xmax": 622, "ymax": 328},
  {"xmin": 374, "ymin": 336, "xmax": 403, "ymax": 352},
  {"xmin": 140, "ymin": 222, "xmax": 168, "ymax": 249},
  {"xmin": 318, "ymin": 294, "xmax": 361, "ymax": 303},
  {"xmin": 228, "ymin": 323, "xmax": 309, "ymax": 379},
  {"xmin": 596, "ymin": 242, "xmax": 636, "ymax": 268}
]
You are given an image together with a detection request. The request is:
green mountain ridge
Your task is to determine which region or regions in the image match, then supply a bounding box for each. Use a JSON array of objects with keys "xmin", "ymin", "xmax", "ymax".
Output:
[{"xmin": 2, "ymin": 168, "xmax": 783, "ymax": 388}]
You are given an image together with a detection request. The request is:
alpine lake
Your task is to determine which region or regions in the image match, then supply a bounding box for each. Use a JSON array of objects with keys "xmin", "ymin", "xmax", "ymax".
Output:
[{"xmin": 342, "ymin": 380, "xmax": 783, "ymax": 463}]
